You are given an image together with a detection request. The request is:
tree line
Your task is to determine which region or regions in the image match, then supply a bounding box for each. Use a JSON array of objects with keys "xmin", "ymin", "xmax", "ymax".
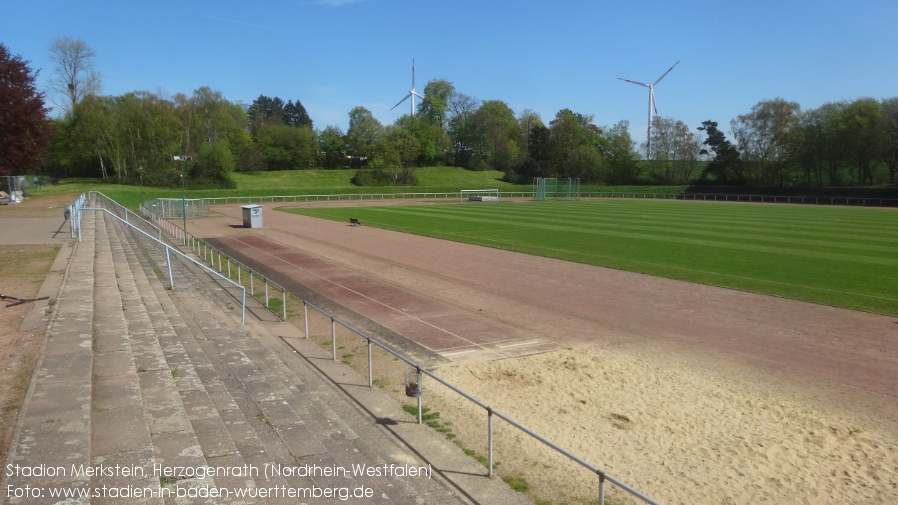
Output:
[{"xmin": 2, "ymin": 39, "xmax": 897, "ymax": 188}]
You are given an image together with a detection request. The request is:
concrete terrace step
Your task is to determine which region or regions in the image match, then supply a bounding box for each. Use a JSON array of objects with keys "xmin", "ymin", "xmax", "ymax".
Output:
[
  {"xmin": 3, "ymin": 202, "xmax": 534, "ymax": 505},
  {"xmin": 1, "ymin": 210, "xmax": 97, "ymax": 504}
]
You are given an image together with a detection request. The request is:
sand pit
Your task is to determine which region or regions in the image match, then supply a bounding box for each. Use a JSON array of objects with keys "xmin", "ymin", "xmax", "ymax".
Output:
[
  {"xmin": 189, "ymin": 202, "xmax": 898, "ymax": 504},
  {"xmin": 426, "ymin": 344, "xmax": 897, "ymax": 504}
]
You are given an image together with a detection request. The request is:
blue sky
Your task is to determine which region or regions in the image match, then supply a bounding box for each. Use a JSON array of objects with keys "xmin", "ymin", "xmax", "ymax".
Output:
[{"xmin": 3, "ymin": 1, "xmax": 897, "ymax": 146}]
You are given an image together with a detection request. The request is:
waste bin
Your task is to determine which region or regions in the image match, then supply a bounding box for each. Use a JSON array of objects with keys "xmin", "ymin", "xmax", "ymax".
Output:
[{"xmin": 242, "ymin": 204, "xmax": 263, "ymax": 228}]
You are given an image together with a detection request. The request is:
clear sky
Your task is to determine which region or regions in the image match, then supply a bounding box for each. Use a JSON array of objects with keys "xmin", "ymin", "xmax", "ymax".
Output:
[{"xmin": 3, "ymin": 0, "xmax": 897, "ymax": 146}]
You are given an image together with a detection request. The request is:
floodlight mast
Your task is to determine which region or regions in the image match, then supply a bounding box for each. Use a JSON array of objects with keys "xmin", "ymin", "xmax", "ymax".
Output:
[
  {"xmin": 618, "ymin": 60, "xmax": 680, "ymax": 159},
  {"xmin": 390, "ymin": 59, "xmax": 425, "ymax": 116},
  {"xmin": 173, "ymin": 155, "xmax": 192, "ymax": 243}
]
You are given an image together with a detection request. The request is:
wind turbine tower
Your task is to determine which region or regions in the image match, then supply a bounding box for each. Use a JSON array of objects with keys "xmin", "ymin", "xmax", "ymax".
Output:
[
  {"xmin": 618, "ymin": 60, "xmax": 680, "ymax": 159},
  {"xmin": 391, "ymin": 59, "xmax": 425, "ymax": 116}
]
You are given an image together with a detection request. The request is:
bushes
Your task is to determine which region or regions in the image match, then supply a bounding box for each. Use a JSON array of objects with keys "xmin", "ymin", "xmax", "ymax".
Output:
[{"xmin": 351, "ymin": 167, "xmax": 418, "ymax": 187}]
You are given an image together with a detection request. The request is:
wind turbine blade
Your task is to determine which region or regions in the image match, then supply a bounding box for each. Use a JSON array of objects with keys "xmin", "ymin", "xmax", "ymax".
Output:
[
  {"xmin": 652, "ymin": 60, "xmax": 680, "ymax": 86},
  {"xmin": 391, "ymin": 93, "xmax": 411, "ymax": 111},
  {"xmin": 412, "ymin": 91, "xmax": 425, "ymax": 100},
  {"xmin": 651, "ymin": 88, "xmax": 658, "ymax": 116},
  {"xmin": 618, "ymin": 77, "xmax": 650, "ymax": 88},
  {"xmin": 412, "ymin": 58, "xmax": 415, "ymax": 89}
]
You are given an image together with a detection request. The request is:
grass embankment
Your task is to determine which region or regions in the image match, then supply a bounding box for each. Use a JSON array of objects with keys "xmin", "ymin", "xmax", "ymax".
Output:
[{"xmin": 284, "ymin": 199, "xmax": 898, "ymax": 316}]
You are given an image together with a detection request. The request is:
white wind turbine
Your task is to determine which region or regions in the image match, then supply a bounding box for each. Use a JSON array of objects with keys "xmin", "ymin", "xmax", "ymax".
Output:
[
  {"xmin": 618, "ymin": 60, "xmax": 680, "ymax": 159},
  {"xmin": 391, "ymin": 59, "xmax": 425, "ymax": 116}
]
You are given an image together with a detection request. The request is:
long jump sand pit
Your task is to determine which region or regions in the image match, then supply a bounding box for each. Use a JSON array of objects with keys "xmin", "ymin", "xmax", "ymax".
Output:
[{"xmin": 189, "ymin": 201, "xmax": 898, "ymax": 504}]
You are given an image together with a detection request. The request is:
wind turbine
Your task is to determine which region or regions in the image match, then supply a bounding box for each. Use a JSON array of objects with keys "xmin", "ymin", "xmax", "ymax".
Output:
[
  {"xmin": 618, "ymin": 60, "xmax": 680, "ymax": 159},
  {"xmin": 390, "ymin": 59, "xmax": 425, "ymax": 116}
]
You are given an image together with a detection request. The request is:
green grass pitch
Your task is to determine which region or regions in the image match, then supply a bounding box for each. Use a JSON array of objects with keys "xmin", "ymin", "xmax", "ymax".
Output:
[{"xmin": 282, "ymin": 200, "xmax": 898, "ymax": 316}]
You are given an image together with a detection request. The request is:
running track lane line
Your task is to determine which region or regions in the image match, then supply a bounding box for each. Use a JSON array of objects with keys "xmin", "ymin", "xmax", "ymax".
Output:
[{"xmin": 225, "ymin": 235, "xmax": 513, "ymax": 358}]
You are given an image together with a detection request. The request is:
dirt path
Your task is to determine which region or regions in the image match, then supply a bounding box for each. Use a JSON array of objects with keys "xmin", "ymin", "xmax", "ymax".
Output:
[{"xmin": 0, "ymin": 194, "xmax": 74, "ymax": 466}]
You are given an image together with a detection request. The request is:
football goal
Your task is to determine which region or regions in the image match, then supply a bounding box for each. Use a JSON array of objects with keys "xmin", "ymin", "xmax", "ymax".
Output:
[
  {"xmin": 459, "ymin": 189, "xmax": 500, "ymax": 203},
  {"xmin": 533, "ymin": 178, "xmax": 580, "ymax": 201}
]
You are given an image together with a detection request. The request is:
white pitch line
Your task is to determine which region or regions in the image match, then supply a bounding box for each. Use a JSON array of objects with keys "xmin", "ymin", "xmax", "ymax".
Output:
[
  {"xmin": 441, "ymin": 349, "xmax": 478, "ymax": 356},
  {"xmin": 497, "ymin": 340, "xmax": 540, "ymax": 349}
]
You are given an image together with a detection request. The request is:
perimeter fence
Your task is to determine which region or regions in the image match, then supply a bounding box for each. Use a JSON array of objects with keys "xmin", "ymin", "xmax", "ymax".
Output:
[{"xmin": 198, "ymin": 190, "xmax": 898, "ymax": 207}]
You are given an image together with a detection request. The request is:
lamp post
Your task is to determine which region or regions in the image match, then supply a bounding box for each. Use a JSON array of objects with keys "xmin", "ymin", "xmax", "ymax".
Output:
[
  {"xmin": 138, "ymin": 165, "xmax": 143, "ymax": 204},
  {"xmin": 173, "ymin": 155, "xmax": 191, "ymax": 244}
]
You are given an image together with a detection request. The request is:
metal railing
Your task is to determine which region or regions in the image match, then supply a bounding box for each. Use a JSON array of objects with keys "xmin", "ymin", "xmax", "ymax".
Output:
[
  {"xmin": 139, "ymin": 201, "xmax": 288, "ymax": 322},
  {"xmin": 200, "ymin": 190, "xmax": 898, "ymax": 207},
  {"xmin": 300, "ymin": 299, "xmax": 659, "ymax": 505},
  {"xmin": 131, "ymin": 194, "xmax": 657, "ymax": 503},
  {"xmin": 673, "ymin": 192, "xmax": 898, "ymax": 206},
  {"xmin": 200, "ymin": 191, "xmax": 535, "ymax": 205},
  {"xmin": 74, "ymin": 193, "xmax": 247, "ymax": 324}
]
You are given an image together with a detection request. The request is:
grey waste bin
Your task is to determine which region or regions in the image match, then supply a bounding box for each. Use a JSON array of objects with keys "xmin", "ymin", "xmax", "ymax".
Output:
[{"xmin": 242, "ymin": 204, "xmax": 263, "ymax": 228}]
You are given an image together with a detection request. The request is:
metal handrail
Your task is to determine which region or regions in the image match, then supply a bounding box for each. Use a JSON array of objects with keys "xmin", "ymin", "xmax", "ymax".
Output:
[
  {"xmin": 138, "ymin": 201, "xmax": 288, "ymax": 321},
  {"xmin": 300, "ymin": 299, "xmax": 659, "ymax": 505},
  {"xmin": 200, "ymin": 190, "xmax": 898, "ymax": 207},
  {"xmin": 74, "ymin": 197, "xmax": 247, "ymax": 324}
]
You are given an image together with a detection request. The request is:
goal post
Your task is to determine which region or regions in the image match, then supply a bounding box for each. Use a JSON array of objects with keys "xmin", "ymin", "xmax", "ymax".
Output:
[
  {"xmin": 533, "ymin": 178, "xmax": 580, "ymax": 201},
  {"xmin": 459, "ymin": 189, "xmax": 500, "ymax": 203}
]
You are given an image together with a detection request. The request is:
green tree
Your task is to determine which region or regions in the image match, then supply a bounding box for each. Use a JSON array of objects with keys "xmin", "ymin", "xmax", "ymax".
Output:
[
  {"xmin": 347, "ymin": 106, "xmax": 383, "ymax": 163},
  {"xmin": 839, "ymin": 98, "xmax": 885, "ymax": 185},
  {"xmin": 283, "ymin": 99, "xmax": 312, "ymax": 128},
  {"xmin": 467, "ymin": 100, "xmax": 521, "ymax": 171},
  {"xmin": 881, "ymin": 97, "xmax": 898, "ymax": 185},
  {"xmin": 419, "ymin": 79, "xmax": 454, "ymax": 128},
  {"xmin": 604, "ymin": 121, "xmax": 640, "ymax": 184},
  {"xmin": 698, "ymin": 120, "xmax": 743, "ymax": 184},
  {"xmin": 446, "ymin": 92, "xmax": 480, "ymax": 167},
  {"xmin": 256, "ymin": 124, "xmax": 316, "ymax": 170},
  {"xmin": 318, "ymin": 125, "xmax": 345, "ymax": 169},
  {"xmin": 382, "ymin": 124, "xmax": 420, "ymax": 170},
  {"xmin": 730, "ymin": 98, "xmax": 800, "ymax": 185},
  {"xmin": 192, "ymin": 138, "xmax": 236, "ymax": 187},
  {"xmin": 790, "ymin": 102, "xmax": 850, "ymax": 185},
  {"xmin": 0, "ymin": 44, "xmax": 53, "ymax": 175},
  {"xmin": 247, "ymin": 95, "xmax": 285, "ymax": 135}
]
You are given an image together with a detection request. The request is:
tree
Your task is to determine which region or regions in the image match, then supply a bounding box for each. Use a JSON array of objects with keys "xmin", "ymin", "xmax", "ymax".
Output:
[
  {"xmin": 446, "ymin": 92, "xmax": 480, "ymax": 167},
  {"xmin": 698, "ymin": 120, "xmax": 743, "ymax": 184},
  {"xmin": 419, "ymin": 79, "xmax": 454, "ymax": 128},
  {"xmin": 247, "ymin": 95, "xmax": 285, "ymax": 135},
  {"xmin": 730, "ymin": 98, "xmax": 800, "ymax": 185},
  {"xmin": 650, "ymin": 117, "xmax": 702, "ymax": 183},
  {"xmin": 347, "ymin": 106, "xmax": 383, "ymax": 162},
  {"xmin": 467, "ymin": 100, "xmax": 521, "ymax": 171},
  {"xmin": 318, "ymin": 125, "xmax": 345, "ymax": 169},
  {"xmin": 48, "ymin": 36, "xmax": 101, "ymax": 116},
  {"xmin": 839, "ymin": 98, "xmax": 885, "ymax": 185},
  {"xmin": 283, "ymin": 99, "xmax": 312, "ymax": 128},
  {"xmin": 255, "ymin": 124, "xmax": 316, "ymax": 170},
  {"xmin": 0, "ymin": 44, "xmax": 53, "ymax": 175},
  {"xmin": 604, "ymin": 121, "xmax": 641, "ymax": 184},
  {"xmin": 881, "ymin": 97, "xmax": 898, "ymax": 185},
  {"xmin": 790, "ymin": 102, "xmax": 851, "ymax": 185}
]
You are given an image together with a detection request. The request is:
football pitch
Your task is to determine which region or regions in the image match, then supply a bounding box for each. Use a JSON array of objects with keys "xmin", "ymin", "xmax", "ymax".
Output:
[{"xmin": 283, "ymin": 200, "xmax": 898, "ymax": 316}]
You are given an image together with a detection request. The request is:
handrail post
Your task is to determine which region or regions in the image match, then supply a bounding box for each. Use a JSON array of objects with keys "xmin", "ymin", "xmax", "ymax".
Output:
[
  {"xmin": 166, "ymin": 247, "xmax": 174, "ymax": 289},
  {"xmin": 331, "ymin": 318, "xmax": 336, "ymax": 360},
  {"xmin": 367, "ymin": 338, "xmax": 373, "ymax": 387},
  {"xmin": 303, "ymin": 301, "xmax": 309, "ymax": 338},
  {"xmin": 416, "ymin": 368, "xmax": 423, "ymax": 424},
  {"xmin": 488, "ymin": 408, "xmax": 494, "ymax": 478},
  {"xmin": 598, "ymin": 472, "xmax": 605, "ymax": 505},
  {"xmin": 282, "ymin": 290, "xmax": 287, "ymax": 321}
]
